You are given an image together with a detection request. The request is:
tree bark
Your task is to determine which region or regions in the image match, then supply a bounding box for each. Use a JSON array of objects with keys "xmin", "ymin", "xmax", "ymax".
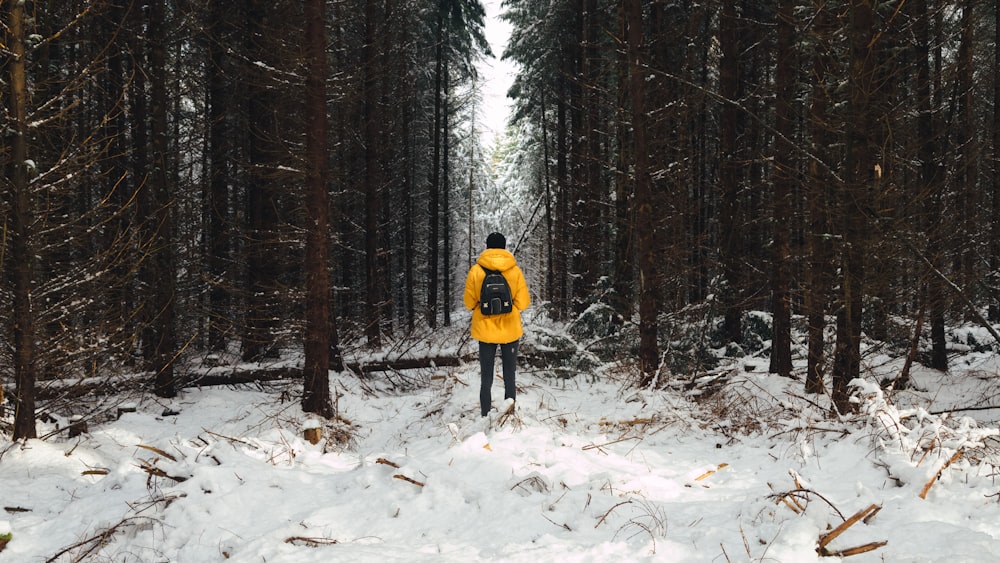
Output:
[
  {"xmin": 427, "ymin": 8, "xmax": 444, "ymax": 330},
  {"xmin": 611, "ymin": 1, "xmax": 634, "ymax": 321},
  {"xmin": 554, "ymin": 85, "xmax": 569, "ymax": 320},
  {"xmin": 541, "ymin": 90, "xmax": 556, "ymax": 307},
  {"xmin": 832, "ymin": 0, "xmax": 878, "ymax": 413},
  {"xmin": 992, "ymin": 0, "xmax": 1000, "ymax": 322},
  {"xmin": 6, "ymin": 0, "xmax": 37, "ymax": 439},
  {"xmin": 804, "ymin": 0, "xmax": 834, "ymax": 395},
  {"xmin": 401, "ymin": 49, "xmax": 417, "ymax": 334},
  {"xmin": 625, "ymin": 0, "xmax": 659, "ymax": 384},
  {"xmin": 302, "ymin": 0, "xmax": 335, "ymax": 418},
  {"xmin": 242, "ymin": 0, "xmax": 279, "ymax": 362},
  {"xmin": 955, "ymin": 1, "xmax": 977, "ymax": 303},
  {"xmin": 207, "ymin": 0, "xmax": 233, "ymax": 352},
  {"xmin": 718, "ymin": 0, "xmax": 743, "ymax": 345},
  {"xmin": 911, "ymin": 0, "xmax": 947, "ymax": 371},
  {"xmin": 148, "ymin": 0, "xmax": 177, "ymax": 398},
  {"xmin": 364, "ymin": 0, "xmax": 384, "ymax": 345},
  {"xmin": 574, "ymin": 0, "xmax": 602, "ymax": 314},
  {"xmin": 442, "ymin": 56, "xmax": 452, "ymax": 327},
  {"xmin": 769, "ymin": 0, "xmax": 794, "ymax": 378}
]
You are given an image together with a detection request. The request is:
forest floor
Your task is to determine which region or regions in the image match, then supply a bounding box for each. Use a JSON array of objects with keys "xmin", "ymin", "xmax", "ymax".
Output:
[{"xmin": 3, "ymin": 315, "xmax": 1000, "ymax": 561}]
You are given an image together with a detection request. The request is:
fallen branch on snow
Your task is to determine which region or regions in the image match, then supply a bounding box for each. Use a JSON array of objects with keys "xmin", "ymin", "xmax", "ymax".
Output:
[
  {"xmin": 694, "ymin": 463, "xmax": 729, "ymax": 482},
  {"xmin": 919, "ymin": 450, "xmax": 964, "ymax": 500},
  {"xmin": 393, "ymin": 474, "xmax": 425, "ymax": 487},
  {"xmin": 45, "ymin": 517, "xmax": 155, "ymax": 563},
  {"xmin": 285, "ymin": 536, "xmax": 339, "ymax": 547},
  {"xmin": 816, "ymin": 503, "xmax": 885, "ymax": 558},
  {"xmin": 375, "ymin": 457, "xmax": 400, "ymax": 468}
]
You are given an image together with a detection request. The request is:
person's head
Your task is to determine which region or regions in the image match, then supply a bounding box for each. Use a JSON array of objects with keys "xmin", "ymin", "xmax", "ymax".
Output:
[{"xmin": 486, "ymin": 232, "xmax": 506, "ymax": 249}]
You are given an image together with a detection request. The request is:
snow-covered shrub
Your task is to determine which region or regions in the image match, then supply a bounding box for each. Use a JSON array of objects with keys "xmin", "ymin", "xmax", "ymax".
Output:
[
  {"xmin": 524, "ymin": 319, "xmax": 603, "ymax": 377},
  {"xmin": 705, "ymin": 374, "xmax": 793, "ymax": 436},
  {"xmin": 951, "ymin": 326, "xmax": 996, "ymax": 354},
  {"xmin": 848, "ymin": 377, "xmax": 1000, "ymax": 492},
  {"xmin": 662, "ymin": 336, "xmax": 719, "ymax": 376},
  {"xmin": 739, "ymin": 311, "xmax": 772, "ymax": 356},
  {"xmin": 567, "ymin": 300, "xmax": 631, "ymax": 362}
]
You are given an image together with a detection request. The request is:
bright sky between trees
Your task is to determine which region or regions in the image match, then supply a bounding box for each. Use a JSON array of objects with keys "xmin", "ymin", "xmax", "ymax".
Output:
[{"xmin": 478, "ymin": 0, "xmax": 516, "ymax": 146}]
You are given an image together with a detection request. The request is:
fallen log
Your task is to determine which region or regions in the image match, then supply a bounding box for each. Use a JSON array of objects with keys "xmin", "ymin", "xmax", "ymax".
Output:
[
  {"xmin": 36, "ymin": 350, "xmax": 583, "ymax": 402},
  {"xmin": 181, "ymin": 352, "xmax": 575, "ymax": 386},
  {"xmin": 348, "ymin": 355, "xmax": 474, "ymax": 373},
  {"xmin": 348, "ymin": 350, "xmax": 577, "ymax": 372}
]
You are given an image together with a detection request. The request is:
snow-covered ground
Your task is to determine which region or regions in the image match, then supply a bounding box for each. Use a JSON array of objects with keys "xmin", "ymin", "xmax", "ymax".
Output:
[{"xmin": 3, "ymin": 321, "xmax": 1000, "ymax": 562}]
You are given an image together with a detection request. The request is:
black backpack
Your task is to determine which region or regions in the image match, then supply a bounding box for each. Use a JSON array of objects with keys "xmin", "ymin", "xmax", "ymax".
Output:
[{"xmin": 479, "ymin": 265, "xmax": 513, "ymax": 316}]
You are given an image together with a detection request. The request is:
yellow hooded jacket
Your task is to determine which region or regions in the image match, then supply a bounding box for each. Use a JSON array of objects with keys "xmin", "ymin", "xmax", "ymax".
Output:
[{"xmin": 463, "ymin": 248, "xmax": 530, "ymax": 344}]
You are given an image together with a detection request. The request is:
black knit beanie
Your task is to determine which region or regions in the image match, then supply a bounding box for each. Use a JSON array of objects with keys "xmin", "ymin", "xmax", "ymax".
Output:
[{"xmin": 486, "ymin": 232, "xmax": 506, "ymax": 249}]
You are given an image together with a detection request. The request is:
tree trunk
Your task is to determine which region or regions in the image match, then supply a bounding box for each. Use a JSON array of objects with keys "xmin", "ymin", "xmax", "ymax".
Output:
[
  {"xmin": 574, "ymin": 0, "xmax": 602, "ymax": 314},
  {"xmin": 364, "ymin": 0, "xmax": 384, "ymax": 345},
  {"xmin": 427, "ymin": 10, "xmax": 444, "ymax": 330},
  {"xmin": 690, "ymin": 8, "xmax": 712, "ymax": 306},
  {"xmin": 611, "ymin": 2, "xmax": 633, "ymax": 321},
  {"xmin": 769, "ymin": 0, "xmax": 794, "ymax": 378},
  {"xmin": 541, "ymin": 90, "xmax": 556, "ymax": 306},
  {"xmin": 103, "ymin": 1, "xmax": 135, "ymax": 348},
  {"xmin": 832, "ymin": 0, "xmax": 878, "ymax": 413},
  {"xmin": 804, "ymin": 0, "xmax": 834, "ymax": 395},
  {"xmin": 912, "ymin": 0, "xmax": 947, "ymax": 371},
  {"xmin": 555, "ymin": 85, "xmax": 569, "ymax": 320},
  {"xmin": 302, "ymin": 0, "xmax": 335, "ymax": 418},
  {"xmin": 402, "ymin": 56, "xmax": 417, "ymax": 334},
  {"xmin": 148, "ymin": 0, "xmax": 177, "ymax": 398},
  {"xmin": 625, "ymin": 0, "xmax": 659, "ymax": 384},
  {"xmin": 243, "ymin": 0, "xmax": 279, "ymax": 362},
  {"xmin": 569, "ymin": 0, "xmax": 585, "ymax": 314},
  {"xmin": 955, "ymin": 1, "xmax": 977, "ymax": 304},
  {"xmin": 992, "ymin": 0, "xmax": 1000, "ymax": 322},
  {"xmin": 6, "ymin": 0, "xmax": 37, "ymax": 439},
  {"xmin": 442, "ymin": 57, "xmax": 452, "ymax": 327},
  {"xmin": 718, "ymin": 0, "xmax": 743, "ymax": 345},
  {"xmin": 207, "ymin": 0, "xmax": 233, "ymax": 352},
  {"xmin": 401, "ymin": 36, "xmax": 417, "ymax": 334}
]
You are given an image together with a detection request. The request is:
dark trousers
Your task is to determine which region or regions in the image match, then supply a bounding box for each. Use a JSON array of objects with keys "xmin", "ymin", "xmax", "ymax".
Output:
[{"xmin": 479, "ymin": 340, "xmax": 518, "ymax": 416}]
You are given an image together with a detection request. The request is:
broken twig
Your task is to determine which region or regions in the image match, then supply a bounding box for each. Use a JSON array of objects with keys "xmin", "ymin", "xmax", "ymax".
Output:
[
  {"xmin": 393, "ymin": 474, "xmax": 425, "ymax": 487},
  {"xmin": 818, "ymin": 504, "xmax": 881, "ymax": 551},
  {"xmin": 919, "ymin": 450, "xmax": 963, "ymax": 499}
]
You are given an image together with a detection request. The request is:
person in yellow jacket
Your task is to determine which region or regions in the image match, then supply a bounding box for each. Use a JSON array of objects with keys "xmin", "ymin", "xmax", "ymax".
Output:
[{"xmin": 463, "ymin": 232, "xmax": 531, "ymax": 418}]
